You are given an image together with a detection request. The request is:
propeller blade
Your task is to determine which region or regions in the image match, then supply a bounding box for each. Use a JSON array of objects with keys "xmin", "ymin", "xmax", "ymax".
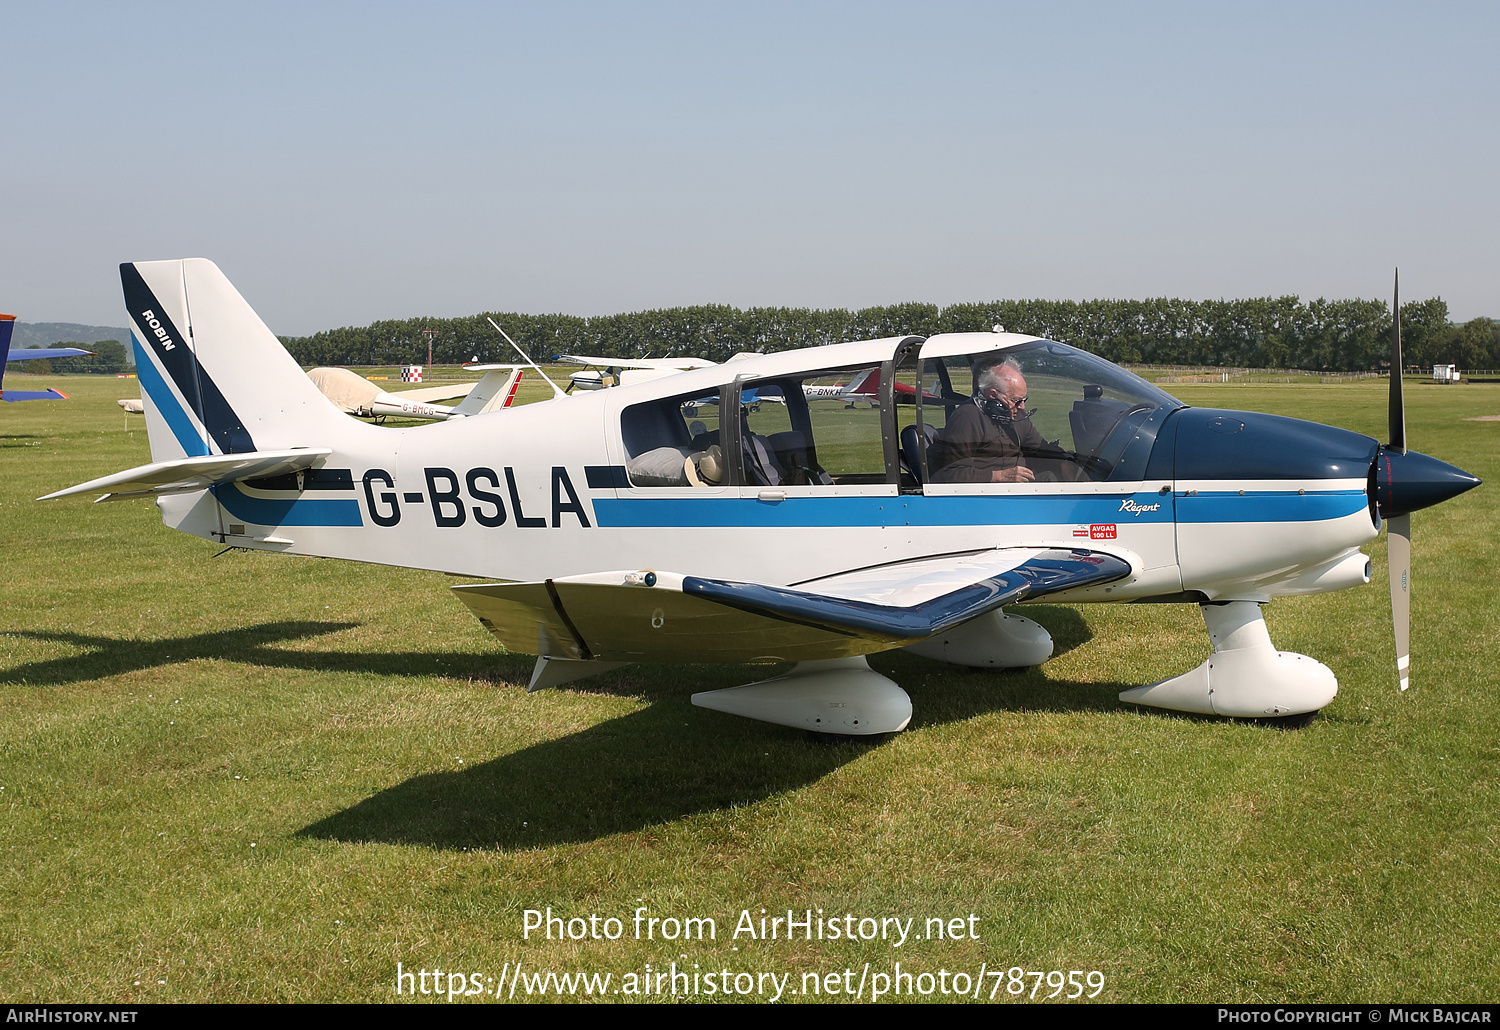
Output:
[
  {"xmin": 1388, "ymin": 269, "xmax": 1405, "ymax": 453},
  {"xmin": 1385, "ymin": 270, "xmax": 1411, "ymax": 692},
  {"xmin": 1388, "ymin": 512, "xmax": 1411, "ymax": 691}
]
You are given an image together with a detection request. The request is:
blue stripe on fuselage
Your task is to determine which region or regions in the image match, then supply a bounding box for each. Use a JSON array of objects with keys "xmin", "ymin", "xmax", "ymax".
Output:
[
  {"xmin": 590, "ymin": 489, "xmax": 1365, "ymax": 529},
  {"xmin": 593, "ymin": 492, "xmax": 1168, "ymax": 528},
  {"xmin": 133, "ymin": 334, "xmax": 209, "ymax": 457},
  {"xmin": 1176, "ymin": 490, "xmax": 1366, "ymax": 523},
  {"xmin": 214, "ymin": 482, "xmax": 363, "ymax": 527}
]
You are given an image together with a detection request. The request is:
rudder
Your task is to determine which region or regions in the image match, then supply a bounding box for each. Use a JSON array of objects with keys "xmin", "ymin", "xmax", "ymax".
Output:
[{"xmin": 123, "ymin": 259, "xmax": 354, "ymax": 462}]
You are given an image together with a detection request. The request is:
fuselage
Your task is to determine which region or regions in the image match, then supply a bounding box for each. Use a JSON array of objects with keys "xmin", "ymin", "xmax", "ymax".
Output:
[{"xmin": 163, "ymin": 332, "xmax": 1382, "ymax": 607}]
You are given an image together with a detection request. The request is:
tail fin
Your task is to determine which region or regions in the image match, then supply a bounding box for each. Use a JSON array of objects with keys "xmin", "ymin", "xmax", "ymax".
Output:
[
  {"xmin": 451, "ymin": 366, "xmax": 524, "ymax": 416},
  {"xmin": 843, "ymin": 366, "xmax": 881, "ymax": 400},
  {"xmin": 0, "ymin": 314, "xmax": 12, "ymax": 398},
  {"xmin": 123, "ymin": 259, "xmax": 352, "ymax": 461}
]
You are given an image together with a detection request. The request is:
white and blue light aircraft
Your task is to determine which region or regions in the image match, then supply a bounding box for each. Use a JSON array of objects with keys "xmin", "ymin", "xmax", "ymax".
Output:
[{"xmin": 43, "ymin": 260, "xmax": 1479, "ymax": 734}]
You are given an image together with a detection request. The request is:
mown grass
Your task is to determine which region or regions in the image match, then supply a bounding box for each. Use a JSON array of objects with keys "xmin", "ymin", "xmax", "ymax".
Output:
[{"xmin": 2, "ymin": 371, "xmax": 1496, "ymax": 1003}]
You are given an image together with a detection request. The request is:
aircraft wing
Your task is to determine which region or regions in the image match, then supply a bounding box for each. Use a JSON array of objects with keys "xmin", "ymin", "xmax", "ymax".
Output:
[
  {"xmin": 390, "ymin": 383, "xmax": 476, "ymax": 404},
  {"xmin": 39, "ymin": 448, "xmax": 332, "ymax": 502},
  {"xmin": 452, "ymin": 547, "xmax": 1130, "ymax": 665},
  {"xmin": 4, "ymin": 388, "xmax": 71, "ymax": 402},
  {"xmin": 7, "ymin": 347, "xmax": 94, "ymax": 361},
  {"xmin": 557, "ymin": 354, "xmax": 716, "ymax": 370},
  {"xmin": 306, "ymin": 366, "xmax": 480, "ymax": 414}
]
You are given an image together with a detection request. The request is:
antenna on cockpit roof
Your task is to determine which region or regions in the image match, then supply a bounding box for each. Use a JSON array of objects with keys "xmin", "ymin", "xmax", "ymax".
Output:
[{"xmin": 486, "ymin": 317, "xmax": 565, "ymax": 398}]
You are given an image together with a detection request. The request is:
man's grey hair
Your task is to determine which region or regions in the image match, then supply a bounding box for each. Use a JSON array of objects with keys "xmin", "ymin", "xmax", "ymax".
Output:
[{"xmin": 975, "ymin": 356, "xmax": 1022, "ymax": 396}]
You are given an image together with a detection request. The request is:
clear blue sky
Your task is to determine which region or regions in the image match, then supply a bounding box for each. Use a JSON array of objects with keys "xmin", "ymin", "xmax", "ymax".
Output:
[{"xmin": 4, "ymin": 1, "xmax": 1496, "ymax": 335}]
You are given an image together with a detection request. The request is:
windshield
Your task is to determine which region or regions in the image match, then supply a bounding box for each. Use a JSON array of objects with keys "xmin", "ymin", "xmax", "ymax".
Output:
[{"xmin": 917, "ymin": 340, "xmax": 1183, "ymax": 484}]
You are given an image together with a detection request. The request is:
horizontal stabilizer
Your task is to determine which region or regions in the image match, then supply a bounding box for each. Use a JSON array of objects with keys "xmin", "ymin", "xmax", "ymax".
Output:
[{"xmin": 39, "ymin": 448, "xmax": 331, "ymax": 501}]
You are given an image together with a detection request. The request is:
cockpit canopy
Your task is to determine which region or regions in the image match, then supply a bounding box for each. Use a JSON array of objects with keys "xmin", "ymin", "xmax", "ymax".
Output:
[
  {"xmin": 915, "ymin": 337, "xmax": 1183, "ymax": 486},
  {"xmin": 618, "ymin": 334, "xmax": 1184, "ymax": 489}
]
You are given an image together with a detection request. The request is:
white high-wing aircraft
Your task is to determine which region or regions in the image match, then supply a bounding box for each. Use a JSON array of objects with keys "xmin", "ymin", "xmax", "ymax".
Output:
[
  {"xmin": 121, "ymin": 366, "xmax": 524, "ymax": 422},
  {"xmin": 560, "ymin": 353, "xmax": 882, "ymax": 407},
  {"xmin": 44, "ymin": 260, "xmax": 1479, "ymax": 734},
  {"xmin": 558, "ymin": 354, "xmax": 716, "ymax": 393},
  {"xmin": 305, "ymin": 365, "xmax": 525, "ymax": 421}
]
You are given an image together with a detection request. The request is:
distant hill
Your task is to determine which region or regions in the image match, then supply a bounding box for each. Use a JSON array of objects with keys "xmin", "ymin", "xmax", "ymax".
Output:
[{"xmin": 13, "ymin": 322, "xmax": 134, "ymax": 363}]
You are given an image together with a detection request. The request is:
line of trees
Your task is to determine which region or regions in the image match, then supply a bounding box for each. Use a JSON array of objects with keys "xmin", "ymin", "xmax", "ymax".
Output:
[{"xmin": 276, "ymin": 296, "xmax": 1492, "ymax": 372}]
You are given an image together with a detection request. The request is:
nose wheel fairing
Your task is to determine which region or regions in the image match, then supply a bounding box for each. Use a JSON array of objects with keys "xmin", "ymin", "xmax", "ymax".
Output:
[{"xmin": 1120, "ymin": 601, "xmax": 1338, "ymax": 718}]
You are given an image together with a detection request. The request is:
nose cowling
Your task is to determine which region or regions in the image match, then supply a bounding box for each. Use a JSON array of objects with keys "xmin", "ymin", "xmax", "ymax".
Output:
[
  {"xmin": 1371, "ymin": 447, "xmax": 1481, "ymax": 520},
  {"xmin": 1164, "ymin": 408, "xmax": 1381, "ymax": 482}
]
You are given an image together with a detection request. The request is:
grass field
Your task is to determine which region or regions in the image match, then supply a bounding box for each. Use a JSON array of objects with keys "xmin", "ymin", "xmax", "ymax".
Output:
[{"xmin": 2, "ymin": 370, "xmax": 1496, "ymax": 1004}]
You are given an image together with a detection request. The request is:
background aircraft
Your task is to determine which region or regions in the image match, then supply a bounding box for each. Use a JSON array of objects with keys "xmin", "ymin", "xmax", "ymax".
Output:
[
  {"xmin": 120, "ymin": 365, "xmax": 525, "ymax": 423},
  {"xmin": 43, "ymin": 260, "xmax": 1479, "ymax": 735},
  {"xmin": 305, "ymin": 365, "xmax": 524, "ymax": 421},
  {"xmin": 557, "ymin": 353, "xmax": 893, "ymax": 412},
  {"xmin": 1, "ymin": 314, "xmax": 93, "ymax": 402},
  {"xmin": 557, "ymin": 354, "xmax": 716, "ymax": 393}
]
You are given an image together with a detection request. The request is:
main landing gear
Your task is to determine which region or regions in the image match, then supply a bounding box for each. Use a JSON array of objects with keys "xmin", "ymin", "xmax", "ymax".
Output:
[{"xmin": 690, "ymin": 657, "xmax": 913, "ymax": 735}]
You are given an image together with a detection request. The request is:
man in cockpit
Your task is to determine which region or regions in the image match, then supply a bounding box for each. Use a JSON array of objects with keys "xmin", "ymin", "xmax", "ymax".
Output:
[{"xmin": 930, "ymin": 357, "xmax": 1045, "ymax": 483}]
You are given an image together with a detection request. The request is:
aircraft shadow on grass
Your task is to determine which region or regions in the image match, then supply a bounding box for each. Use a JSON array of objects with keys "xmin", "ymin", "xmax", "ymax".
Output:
[
  {"xmin": 1, "ymin": 620, "xmax": 625, "ymax": 686},
  {"xmin": 0, "ymin": 605, "xmax": 1092, "ymax": 691},
  {"xmin": 299, "ymin": 607, "xmax": 1121, "ymax": 851},
  {"xmin": 5, "ymin": 608, "xmax": 1192, "ymax": 851},
  {"xmin": 1, "ymin": 621, "xmax": 364, "ymax": 685}
]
